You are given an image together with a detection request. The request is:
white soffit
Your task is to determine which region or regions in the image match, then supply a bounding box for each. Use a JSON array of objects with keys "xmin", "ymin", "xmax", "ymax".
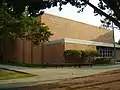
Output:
[
  {"xmin": 44, "ymin": 38, "xmax": 64, "ymax": 45},
  {"xmin": 65, "ymin": 38, "xmax": 120, "ymax": 48},
  {"xmin": 43, "ymin": 38, "xmax": 120, "ymax": 48}
]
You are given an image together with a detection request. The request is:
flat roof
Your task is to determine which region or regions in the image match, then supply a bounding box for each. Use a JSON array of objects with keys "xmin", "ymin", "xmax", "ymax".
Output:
[{"xmin": 44, "ymin": 38, "xmax": 120, "ymax": 48}]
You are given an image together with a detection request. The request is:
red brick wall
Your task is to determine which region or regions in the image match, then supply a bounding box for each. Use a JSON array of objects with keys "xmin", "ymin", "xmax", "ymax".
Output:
[
  {"xmin": 65, "ymin": 43, "xmax": 96, "ymax": 50},
  {"xmin": 32, "ymin": 44, "xmax": 42, "ymax": 64},
  {"xmin": 43, "ymin": 43, "xmax": 65, "ymax": 64},
  {"xmin": 23, "ymin": 40, "xmax": 32, "ymax": 64},
  {"xmin": 11, "ymin": 40, "xmax": 43, "ymax": 64},
  {"xmin": 2, "ymin": 14, "xmax": 119, "ymax": 64},
  {"xmin": 41, "ymin": 14, "xmax": 113, "ymax": 43},
  {"xmin": 3, "ymin": 40, "xmax": 120, "ymax": 64},
  {"xmin": 2, "ymin": 40, "xmax": 15, "ymax": 62},
  {"xmin": 12, "ymin": 40, "xmax": 24, "ymax": 63}
]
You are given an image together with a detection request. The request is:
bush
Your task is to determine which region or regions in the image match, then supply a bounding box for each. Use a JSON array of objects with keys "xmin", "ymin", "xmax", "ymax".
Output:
[
  {"xmin": 89, "ymin": 50, "xmax": 100, "ymax": 57},
  {"xmin": 64, "ymin": 49, "xmax": 99, "ymax": 58},
  {"xmin": 81, "ymin": 50, "xmax": 99, "ymax": 57},
  {"xmin": 64, "ymin": 50, "xmax": 82, "ymax": 56},
  {"xmin": 92, "ymin": 58, "xmax": 112, "ymax": 64},
  {"xmin": 64, "ymin": 50, "xmax": 83, "ymax": 63},
  {"xmin": 80, "ymin": 50, "xmax": 90, "ymax": 57},
  {"xmin": 64, "ymin": 49, "xmax": 100, "ymax": 63}
]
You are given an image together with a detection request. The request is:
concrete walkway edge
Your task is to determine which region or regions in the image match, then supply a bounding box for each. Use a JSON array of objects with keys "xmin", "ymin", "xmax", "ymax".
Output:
[{"xmin": 0, "ymin": 64, "xmax": 120, "ymax": 89}]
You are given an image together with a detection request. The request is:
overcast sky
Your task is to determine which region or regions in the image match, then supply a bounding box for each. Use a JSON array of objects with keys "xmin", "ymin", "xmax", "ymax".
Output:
[{"xmin": 45, "ymin": 0, "xmax": 120, "ymax": 42}]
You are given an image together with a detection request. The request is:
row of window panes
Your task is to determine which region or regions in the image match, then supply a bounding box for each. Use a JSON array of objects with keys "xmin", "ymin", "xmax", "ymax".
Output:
[
  {"xmin": 100, "ymin": 53, "xmax": 113, "ymax": 57},
  {"xmin": 97, "ymin": 47, "xmax": 114, "ymax": 58}
]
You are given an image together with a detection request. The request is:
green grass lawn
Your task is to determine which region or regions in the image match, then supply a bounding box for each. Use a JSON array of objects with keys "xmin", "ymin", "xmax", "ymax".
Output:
[{"xmin": 0, "ymin": 69, "xmax": 35, "ymax": 80}]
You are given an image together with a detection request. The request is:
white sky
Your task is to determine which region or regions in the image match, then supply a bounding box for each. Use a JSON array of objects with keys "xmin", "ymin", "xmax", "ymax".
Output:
[{"xmin": 45, "ymin": 0, "xmax": 120, "ymax": 42}]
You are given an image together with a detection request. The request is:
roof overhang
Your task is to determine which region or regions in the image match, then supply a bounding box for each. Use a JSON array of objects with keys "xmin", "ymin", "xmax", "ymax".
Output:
[{"xmin": 44, "ymin": 38, "xmax": 120, "ymax": 48}]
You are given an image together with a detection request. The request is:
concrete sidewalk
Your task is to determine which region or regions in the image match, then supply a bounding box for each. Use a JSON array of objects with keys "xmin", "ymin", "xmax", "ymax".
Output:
[{"xmin": 0, "ymin": 64, "xmax": 120, "ymax": 89}]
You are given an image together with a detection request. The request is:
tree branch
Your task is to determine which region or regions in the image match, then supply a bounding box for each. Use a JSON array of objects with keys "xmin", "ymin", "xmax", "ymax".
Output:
[
  {"xmin": 102, "ymin": 0, "xmax": 120, "ymax": 20},
  {"xmin": 82, "ymin": 0, "xmax": 120, "ymax": 27}
]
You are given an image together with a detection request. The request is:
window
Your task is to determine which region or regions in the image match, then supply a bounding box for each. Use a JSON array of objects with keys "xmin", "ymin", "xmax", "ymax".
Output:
[{"xmin": 97, "ymin": 46, "xmax": 114, "ymax": 58}]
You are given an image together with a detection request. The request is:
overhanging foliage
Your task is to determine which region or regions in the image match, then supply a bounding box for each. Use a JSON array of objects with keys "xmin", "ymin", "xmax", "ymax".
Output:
[
  {"xmin": 2, "ymin": 0, "xmax": 120, "ymax": 28},
  {"xmin": 0, "ymin": 4, "xmax": 53, "ymax": 46}
]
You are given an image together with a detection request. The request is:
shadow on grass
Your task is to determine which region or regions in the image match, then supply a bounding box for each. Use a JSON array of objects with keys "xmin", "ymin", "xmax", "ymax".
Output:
[{"xmin": 0, "ymin": 68, "xmax": 35, "ymax": 80}]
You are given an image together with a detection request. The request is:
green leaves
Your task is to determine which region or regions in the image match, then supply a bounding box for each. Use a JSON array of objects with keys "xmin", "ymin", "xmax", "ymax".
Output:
[
  {"xmin": 2, "ymin": 0, "xmax": 120, "ymax": 28},
  {"xmin": 0, "ymin": 4, "xmax": 53, "ymax": 46},
  {"xmin": 64, "ymin": 50, "xmax": 82, "ymax": 56},
  {"xmin": 64, "ymin": 50, "xmax": 100, "ymax": 57}
]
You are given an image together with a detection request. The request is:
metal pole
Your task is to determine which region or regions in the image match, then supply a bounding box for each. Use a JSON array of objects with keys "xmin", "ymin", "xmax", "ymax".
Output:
[{"xmin": 111, "ymin": 21, "xmax": 116, "ymax": 62}]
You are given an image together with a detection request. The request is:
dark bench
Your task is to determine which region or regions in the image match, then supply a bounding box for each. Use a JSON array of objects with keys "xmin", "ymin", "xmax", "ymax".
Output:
[{"xmin": 44, "ymin": 63, "xmax": 92, "ymax": 68}]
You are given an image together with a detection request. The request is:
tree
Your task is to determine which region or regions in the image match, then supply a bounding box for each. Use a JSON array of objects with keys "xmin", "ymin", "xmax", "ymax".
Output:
[
  {"xmin": 2, "ymin": 0, "xmax": 120, "ymax": 28},
  {"xmin": 0, "ymin": 3, "xmax": 53, "ymax": 45},
  {"xmin": 0, "ymin": 2, "xmax": 53, "ymax": 62}
]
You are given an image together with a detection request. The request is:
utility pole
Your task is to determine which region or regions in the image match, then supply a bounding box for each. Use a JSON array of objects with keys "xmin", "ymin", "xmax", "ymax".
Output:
[
  {"xmin": 110, "ymin": 9, "xmax": 116, "ymax": 63},
  {"xmin": 111, "ymin": 21, "xmax": 116, "ymax": 62}
]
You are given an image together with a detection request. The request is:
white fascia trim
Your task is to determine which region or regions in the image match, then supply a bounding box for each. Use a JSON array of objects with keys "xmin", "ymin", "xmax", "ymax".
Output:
[
  {"xmin": 43, "ymin": 38, "xmax": 120, "ymax": 48},
  {"xmin": 64, "ymin": 38, "xmax": 120, "ymax": 48},
  {"xmin": 43, "ymin": 38, "xmax": 64, "ymax": 45}
]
